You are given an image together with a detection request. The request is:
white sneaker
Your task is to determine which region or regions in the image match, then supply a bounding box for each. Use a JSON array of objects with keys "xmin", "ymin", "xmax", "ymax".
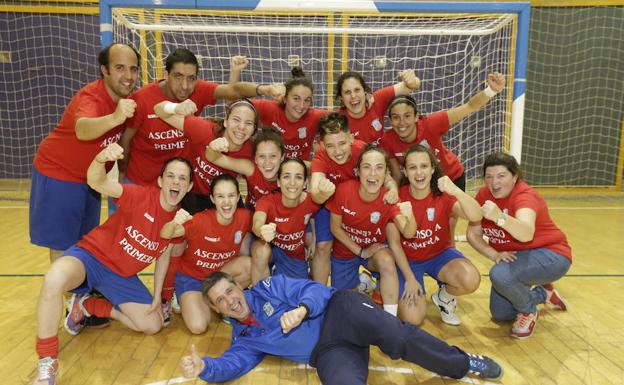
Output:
[
  {"xmin": 357, "ymin": 272, "xmax": 376, "ymax": 294},
  {"xmin": 171, "ymin": 293, "xmax": 181, "ymax": 314},
  {"xmin": 33, "ymin": 356, "xmax": 58, "ymax": 385},
  {"xmin": 431, "ymin": 289, "xmax": 461, "ymax": 326}
]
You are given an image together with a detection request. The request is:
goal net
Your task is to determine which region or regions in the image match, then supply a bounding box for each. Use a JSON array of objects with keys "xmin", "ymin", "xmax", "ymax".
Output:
[{"xmin": 111, "ymin": 7, "xmax": 517, "ymax": 190}]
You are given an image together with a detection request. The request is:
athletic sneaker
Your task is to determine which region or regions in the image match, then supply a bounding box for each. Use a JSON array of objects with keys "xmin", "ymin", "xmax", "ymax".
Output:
[
  {"xmin": 84, "ymin": 291, "xmax": 110, "ymax": 329},
  {"xmin": 64, "ymin": 293, "xmax": 88, "ymax": 336},
  {"xmin": 161, "ymin": 300, "xmax": 172, "ymax": 327},
  {"xmin": 33, "ymin": 356, "xmax": 58, "ymax": 385},
  {"xmin": 171, "ymin": 293, "xmax": 181, "ymax": 314},
  {"xmin": 371, "ymin": 289, "xmax": 383, "ymax": 306},
  {"xmin": 431, "ymin": 289, "xmax": 461, "ymax": 326},
  {"xmin": 542, "ymin": 283, "xmax": 568, "ymax": 311},
  {"xmin": 357, "ymin": 271, "xmax": 376, "ymax": 294},
  {"xmin": 467, "ymin": 353, "xmax": 504, "ymax": 380},
  {"xmin": 511, "ymin": 311, "xmax": 539, "ymax": 339}
]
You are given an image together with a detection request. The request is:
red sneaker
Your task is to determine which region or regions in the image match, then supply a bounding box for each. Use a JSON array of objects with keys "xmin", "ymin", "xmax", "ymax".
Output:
[
  {"xmin": 371, "ymin": 289, "xmax": 383, "ymax": 306},
  {"xmin": 542, "ymin": 283, "xmax": 568, "ymax": 311},
  {"xmin": 511, "ymin": 312, "xmax": 538, "ymax": 339}
]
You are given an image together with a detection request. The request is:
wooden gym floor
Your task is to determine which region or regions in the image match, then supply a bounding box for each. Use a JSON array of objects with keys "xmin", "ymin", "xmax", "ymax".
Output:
[{"xmin": 1, "ymin": 193, "xmax": 623, "ymax": 385}]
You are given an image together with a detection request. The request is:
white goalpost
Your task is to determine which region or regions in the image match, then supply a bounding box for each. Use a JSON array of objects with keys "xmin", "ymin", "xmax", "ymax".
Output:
[{"xmin": 100, "ymin": 0, "xmax": 530, "ymax": 189}]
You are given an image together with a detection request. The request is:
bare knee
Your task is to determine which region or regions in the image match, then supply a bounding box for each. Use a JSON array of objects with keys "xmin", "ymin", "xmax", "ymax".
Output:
[
  {"xmin": 375, "ymin": 252, "xmax": 396, "ymax": 276},
  {"xmin": 315, "ymin": 241, "xmax": 332, "ymax": 259},
  {"xmin": 399, "ymin": 306, "xmax": 425, "ymax": 326},
  {"xmin": 136, "ymin": 315, "xmax": 162, "ymax": 335},
  {"xmin": 185, "ymin": 318, "xmax": 209, "ymax": 335}
]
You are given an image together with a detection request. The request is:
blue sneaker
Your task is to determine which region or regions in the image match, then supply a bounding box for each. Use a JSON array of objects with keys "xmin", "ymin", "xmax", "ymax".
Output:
[
  {"xmin": 467, "ymin": 353, "xmax": 503, "ymax": 380},
  {"xmin": 64, "ymin": 293, "xmax": 88, "ymax": 336}
]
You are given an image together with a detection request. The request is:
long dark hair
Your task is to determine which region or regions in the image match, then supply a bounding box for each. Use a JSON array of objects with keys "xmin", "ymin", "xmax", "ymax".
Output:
[{"xmin": 403, "ymin": 144, "xmax": 444, "ymax": 196}]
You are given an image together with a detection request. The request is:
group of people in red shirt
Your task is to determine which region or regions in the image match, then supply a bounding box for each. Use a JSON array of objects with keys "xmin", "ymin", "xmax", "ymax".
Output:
[{"xmin": 30, "ymin": 43, "xmax": 572, "ymax": 385}]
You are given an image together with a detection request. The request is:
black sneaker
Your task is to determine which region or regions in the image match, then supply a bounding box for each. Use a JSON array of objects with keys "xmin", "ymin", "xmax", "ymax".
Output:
[
  {"xmin": 84, "ymin": 290, "xmax": 111, "ymax": 328},
  {"xmin": 84, "ymin": 315, "xmax": 111, "ymax": 329},
  {"xmin": 467, "ymin": 353, "xmax": 503, "ymax": 380}
]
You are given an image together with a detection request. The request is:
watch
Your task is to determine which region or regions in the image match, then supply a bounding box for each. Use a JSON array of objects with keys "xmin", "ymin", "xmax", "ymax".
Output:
[{"xmin": 496, "ymin": 212, "xmax": 507, "ymax": 226}]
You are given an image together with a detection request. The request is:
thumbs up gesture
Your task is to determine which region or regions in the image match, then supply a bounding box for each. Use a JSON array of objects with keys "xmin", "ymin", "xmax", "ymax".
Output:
[{"xmin": 180, "ymin": 344, "xmax": 205, "ymax": 378}]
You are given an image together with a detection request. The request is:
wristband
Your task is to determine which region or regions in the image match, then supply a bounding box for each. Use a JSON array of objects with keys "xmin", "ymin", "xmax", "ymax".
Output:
[
  {"xmin": 358, "ymin": 248, "xmax": 364, "ymax": 258},
  {"xmin": 163, "ymin": 102, "xmax": 178, "ymax": 114},
  {"xmin": 255, "ymin": 83, "xmax": 264, "ymax": 96},
  {"xmin": 483, "ymin": 85, "xmax": 498, "ymax": 98}
]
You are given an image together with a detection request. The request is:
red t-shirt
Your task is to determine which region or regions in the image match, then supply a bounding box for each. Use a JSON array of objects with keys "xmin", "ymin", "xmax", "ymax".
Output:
[
  {"xmin": 379, "ymin": 111, "xmax": 463, "ymax": 180},
  {"xmin": 398, "ymin": 186, "xmax": 457, "ymax": 262},
  {"xmin": 78, "ymin": 185, "xmax": 174, "ymax": 277},
  {"xmin": 183, "ymin": 116, "xmax": 253, "ymax": 195},
  {"xmin": 125, "ymin": 80, "xmax": 218, "ymax": 185},
  {"xmin": 310, "ymin": 140, "xmax": 366, "ymax": 185},
  {"xmin": 179, "ymin": 208, "xmax": 252, "ymax": 280},
  {"xmin": 339, "ymin": 85, "xmax": 395, "ymax": 145},
  {"xmin": 475, "ymin": 180, "xmax": 572, "ymax": 260},
  {"xmin": 33, "ymin": 79, "xmax": 124, "ymax": 183},
  {"xmin": 326, "ymin": 180, "xmax": 400, "ymax": 259},
  {"xmin": 255, "ymin": 192, "xmax": 319, "ymax": 260},
  {"xmin": 245, "ymin": 165, "xmax": 279, "ymax": 209},
  {"xmin": 253, "ymin": 99, "xmax": 328, "ymax": 160}
]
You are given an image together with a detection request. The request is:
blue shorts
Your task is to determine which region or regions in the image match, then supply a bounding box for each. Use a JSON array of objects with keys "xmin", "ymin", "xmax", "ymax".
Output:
[
  {"xmin": 272, "ymin": 246, "xmax": 309, "ymax": 279},
  {"xmin": 65, "ymin": 245, "xmax": 152, "ymax": 309},
  {"xmin": 314, "ymin": 207, "xmax": 334, "ymax": 243},
  {"xmin": 107, "ymin": 176, "xmax": 134, "ymax": 216},
  {"xmin": 30, "ymin": 167, "xmax": 101, "ymax": 250},
  {"xmin": 330, "ymin": 255, "xmax": 370, "ymax": 290},
  {"xmin": 398, "ymin": 247, "xmax": 465, "ymax": 296},
  {"xmin": 174, "ymin": 271, "xmax": 203, "ymax": 297}
]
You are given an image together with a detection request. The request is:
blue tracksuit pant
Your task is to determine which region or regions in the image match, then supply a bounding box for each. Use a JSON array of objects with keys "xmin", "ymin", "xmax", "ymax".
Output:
[{"xmin": 309, "ymin": 290, "xmax": 470, "ymax": 385}]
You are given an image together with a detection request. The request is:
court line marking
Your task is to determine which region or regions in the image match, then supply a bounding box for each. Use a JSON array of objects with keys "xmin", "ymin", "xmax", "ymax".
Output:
[
  {"xmin": 1, "ymin": 205, "xmax": 623, "ymax": 210},
  {"xmin": 143, "ymin": 369, "xmax": 497, "ymax": 385}
]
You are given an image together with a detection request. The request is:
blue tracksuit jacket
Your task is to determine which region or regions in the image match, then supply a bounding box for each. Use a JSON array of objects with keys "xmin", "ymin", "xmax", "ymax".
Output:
[{"xmin": 198, "ymin": 275, "xmax": 337, "ymax": 383}]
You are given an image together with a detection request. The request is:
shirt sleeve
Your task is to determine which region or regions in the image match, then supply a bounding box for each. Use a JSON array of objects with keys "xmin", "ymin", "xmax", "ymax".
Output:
[
  {"xmin": 255, "ymin": 195, "xmax": 271, "ymax": 215},
  {"xmin": 422, "ymin": 111, "xmax": 451, "ymax": 137},
  {"xmin": 252, "ymin": 99, "xmax": 280, "ymax": 127},
  {"xmin": 183, "ymin": 116, "xmax": 215, "ymax": 144},
  {"xmin": 372, "ymin": 85, "xmax": 396, "ymax": 117},
  {"xmin": 194, "ymin": 80, "xmax": 218, "ymax": 106},
  {"xmin": 199, "ymin": 343, "xmax": 265, "ymax": 383}
]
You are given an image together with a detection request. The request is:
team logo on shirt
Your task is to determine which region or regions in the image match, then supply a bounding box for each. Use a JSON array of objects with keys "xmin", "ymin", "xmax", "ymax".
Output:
[
  {"xmin": 298, "ymin": 126, "xmax": 307, "ymax": 139},
  {"xmin": 427, "ymin": 207, "xmax": 435, "ymax": 222},
  {"xmin": 144, "ymin": 213, "xmax": 154, "ymax": 222},
  {"xmin": 263, "ymin": 301, "xmax": 274, "ymax": 317},
  {"xmin": 304, "ymin": 213, "xmax": 312, "ymax": 225},
  {"xmin": 204, "ymin": 236, "xmax": 220, "ymax": 242},
  {"xmin": 372, "ymin": 119, "xmax": 383, "ymax": 132},
  {"xmin": 234, "ymin": 230, "xmax": 243, "ymax": 244},
  {"xmin": 370, "ymin": 211, "xmax": 381, "ymax": 224}
]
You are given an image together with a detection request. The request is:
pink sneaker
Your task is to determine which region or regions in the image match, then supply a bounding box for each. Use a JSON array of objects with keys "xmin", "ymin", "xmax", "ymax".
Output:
[
  {"xmin": 33, "ymin": 356, "xmax": 58, "ymax": 385},
  {"xmin": 542, "ymin": 283, "xmax": 568, "ymax": 311},
  {"xmin": 64, "ymin": 293, "xmax": 87, "ymax": 336},
  {"xmin": 511, "ymin": 312, "xmax": 538, "ymax": 339}
]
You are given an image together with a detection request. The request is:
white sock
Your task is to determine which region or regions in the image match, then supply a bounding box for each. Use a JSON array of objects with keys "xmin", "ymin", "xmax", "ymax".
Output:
[
  {"xmin": 383, "ymin": 304, "xmax": 398, "ymax": 316},
  {"xmin": 437, "ymin": 285, "xmax": 456, "ymax": 303}
]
